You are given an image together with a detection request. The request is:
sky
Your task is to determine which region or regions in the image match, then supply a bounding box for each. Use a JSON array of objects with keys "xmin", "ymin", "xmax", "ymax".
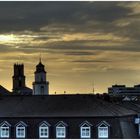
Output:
[{"xmin": 0, "ymin": 1, "xmax": 140, "ymax": 94}]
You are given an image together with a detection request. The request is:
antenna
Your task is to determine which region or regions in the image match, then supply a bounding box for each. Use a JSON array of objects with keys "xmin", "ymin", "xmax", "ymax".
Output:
[{"xmin": 93, "ymin": 82, "xmax": 95, "ymax": 94}]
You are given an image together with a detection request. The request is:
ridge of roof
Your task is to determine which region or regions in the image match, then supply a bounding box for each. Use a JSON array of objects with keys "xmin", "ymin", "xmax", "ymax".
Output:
[{"xmin": 0, "ymin": 95, "xmax": 137, "ymax": 118}]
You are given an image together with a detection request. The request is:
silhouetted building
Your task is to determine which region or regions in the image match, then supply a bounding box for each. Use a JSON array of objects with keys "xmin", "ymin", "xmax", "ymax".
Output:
[
  {"xmin": 33, "ymin": 59, "xmax": 49, "ymax": 95},
  {"xmin": 108, "ymin": 84, "xmax": 140, "ymax": 96},
  {"xmin": 0, "ymin": 85, "xmax": 11, "ymax": 95},
  {"xmin": 1, "ymin": 60, "xmax": 140, "ymax": 139},
  {"xmin": 12, "ymin": 64, "xmax": 32, "ymax": 95}
]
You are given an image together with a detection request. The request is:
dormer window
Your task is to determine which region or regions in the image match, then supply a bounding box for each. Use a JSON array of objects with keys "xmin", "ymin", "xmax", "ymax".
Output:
[
  {"xmin": 80, "ymin": 121, "xmax": 92, "ymax": 139},
  {"xmin": 0, "ymin": 121, "xmax": 11, "ymax": 138},
  {"xmin": 39, "ymin": 121, "xmax": 50, "ymax": 138},
  {"xmin": 135, "ymin": 115, "xmax": 140, "ymax": 136},
  {"xmin": 97, "ymin": 121, "xmax": 110, "ymax": 139},
  {"xmin": 56, "ymin": 121, "xmax": 67, "ymax": 138},
  {"xmin": 16, "ymin": 121, "xmax": 27, "ymax": 138}
]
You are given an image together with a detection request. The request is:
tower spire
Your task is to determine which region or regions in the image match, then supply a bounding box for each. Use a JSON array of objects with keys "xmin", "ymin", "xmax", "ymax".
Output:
[{"xmin": 39, "ymin": 53, "xmax": 42, "ymax": 63}]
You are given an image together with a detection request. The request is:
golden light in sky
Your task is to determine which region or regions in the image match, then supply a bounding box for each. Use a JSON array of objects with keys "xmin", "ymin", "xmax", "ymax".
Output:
[
  {"xmin": 0, "ymin": 34, "xmax": 16, "ymax": 43},
  {"xmin": 0, "ymin": 1, "xmax": 140, "ymax": 94}
]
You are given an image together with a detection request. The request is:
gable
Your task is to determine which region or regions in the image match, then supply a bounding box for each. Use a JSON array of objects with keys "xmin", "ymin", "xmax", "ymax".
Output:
[
  {"xmin": 56, "ymin": 121, "xmax": 68, "ymax": 127},
  {"xmin": 39, "ymin": 121, "xmax": 50, "ymax": 127},
  {"xmin": 15, "ymin": 121, "xmax": 27, "ymax": 127},
  {"xmin": 80, "ymin": 121, "xmax": 93, "ymax": 127},
  {"xmin": 0, "ymin": 121, "xmax": 11, "ymax": 127},
  {"xmin": 97, "ymin": 121, "xmax": 110, "ymax": 127}
]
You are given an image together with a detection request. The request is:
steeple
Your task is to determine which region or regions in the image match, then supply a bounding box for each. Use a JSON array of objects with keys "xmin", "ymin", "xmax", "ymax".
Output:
[
  {"xmin": 33, "ymin": 58, "xmax": 49, "ymax": 95},
  {"xmin": 35, "ymin": 61, "xmax": 46, "ymax": 73},
  {"xmin": 35, "ymin": 55, "xmax": 46, "ymax": 73}
]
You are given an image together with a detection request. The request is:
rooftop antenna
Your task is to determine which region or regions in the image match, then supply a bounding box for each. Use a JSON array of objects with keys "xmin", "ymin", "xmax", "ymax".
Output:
[{"xmin": 93, "ymin": 82, "xmax": 95, "ymax": 94}]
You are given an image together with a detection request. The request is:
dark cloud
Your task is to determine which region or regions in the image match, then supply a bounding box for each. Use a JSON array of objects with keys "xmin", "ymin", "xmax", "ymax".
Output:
[
  {"xmin": 72, "ymin": 60, "xmax": 112, "ymax": 63},
  {"xmin": 63, "ymin": 51, "xmax": 99, "ymax": 56},
  {"xmin": 0, "ymin": 1, "xmax": 133, "ymax": 33}
]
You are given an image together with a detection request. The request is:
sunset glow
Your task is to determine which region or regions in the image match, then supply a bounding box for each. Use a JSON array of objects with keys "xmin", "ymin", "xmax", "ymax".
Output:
[
  {"xmin": 0, "ymin": 34, "xmax": 17, "ymax": 43},
  {"xmin": 0, "ymin": 1, "xmax": 140, "ymax": 94}
]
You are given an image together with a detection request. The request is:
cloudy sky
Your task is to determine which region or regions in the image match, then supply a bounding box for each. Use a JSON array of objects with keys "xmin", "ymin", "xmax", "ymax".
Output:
[{"xmin": 0, "ymin": 1, "xmax": 140, "ymax": 94}]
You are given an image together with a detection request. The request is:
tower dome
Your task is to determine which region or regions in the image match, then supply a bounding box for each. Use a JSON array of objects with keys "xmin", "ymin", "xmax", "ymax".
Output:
[{"xmin": 35, "ymin": 61, "xmax": 46, "ymax": 73}]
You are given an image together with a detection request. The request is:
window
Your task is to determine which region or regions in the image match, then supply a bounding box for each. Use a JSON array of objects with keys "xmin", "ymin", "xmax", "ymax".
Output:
[
  {"xmin": 19, "ymin": 79, "xmax": 22, "ymax": 87},
  {"xmin": 39, "ymin": 121, "xmax": 50, "ymax": 138},
  {"xmin": 0, "ymin": 121, "xmax": 11, "ymax": 138},
  {"xmin": 56, "ymin": 127, "xmax": 66, "ymax": 138},
  {"xmin": 138, "ymin": 124, "xmax": 140, "ymax": 135},
  {"xmin": 97, "ymin": 121, "xmax": 109, "ymax": 139},
  {"xmin": 40, "ymin": 86, "xmax": 44, "ymax": 95},
  {"xmin": 80, "ymin": 121, "xmax": 92, "ymax": 139},
  {"xmin": 16, "ymin": 127, "xmax": 25, "ymax": 138},
  {"xmin": 98, "ymin": 127, "xmax": 108, "ymax": 138},
  {"xmin": 81, "ymin": 127, "xmax": 90, "ymax": 138},
  {"xmin": 39, "ymin": 127, "xmax": 48, "ymax": 138},
  {"xmin": 16, "ymin": 121, "xmax": 27, "ymax": 138},
  {"xmin": 1, "ymin": 127, "xmax": 9, "ymax": 138},
  {"xmin": 56, "ymin": 121, "xmax": 67, "ymax": 138}
]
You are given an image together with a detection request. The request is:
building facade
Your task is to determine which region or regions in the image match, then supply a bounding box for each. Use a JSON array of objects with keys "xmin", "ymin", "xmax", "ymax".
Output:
[
  {"xmin": 0, "ymin": 95, "xmax": 139, "ymax": 139},
  {"xmin": 108, "ymin": 84, "xmax": 140, "ymax": 96}
]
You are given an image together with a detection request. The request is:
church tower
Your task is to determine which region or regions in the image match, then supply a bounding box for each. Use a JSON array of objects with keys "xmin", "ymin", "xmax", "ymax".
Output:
[
  {"xmin": 12, "ymin": 63, "xmax": 32, "ymax": 95},
  {"xmin": 33, "ymin": 59, "xmax": 49, "ymax": 95},
  {"xmin": 12, "ymin": 64, "xmax": 25, "ymax": 94}
]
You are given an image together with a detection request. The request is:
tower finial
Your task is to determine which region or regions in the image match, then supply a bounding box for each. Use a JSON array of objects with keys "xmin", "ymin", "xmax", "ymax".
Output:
[{"xmin": 39, "ymin": 53, "xmax": 41, "ymax": 63}]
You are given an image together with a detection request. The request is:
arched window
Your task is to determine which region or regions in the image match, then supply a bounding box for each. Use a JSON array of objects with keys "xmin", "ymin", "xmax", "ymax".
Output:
[
  {"xmin": 56, "ymin": 121, "xmax": 67, "ymax": 138},
  {"xmin": 80, "ymin": 121, "xmax": 92, "ymax": 139},
  {"xmin": 39, "ymin": 121, "xmax": 50, "ymax": 138},
  {"xmin": 40, "ymin": 86, "xmax": 44, "ymax": 95},
  {"xmin": 97, "ymin": 121, "xmax": 110, "ymax": 139},
  {"xmin": 19, "ymin": 79, "xmax": 22, "ymax": 87},
  {"xmin": 16, "ymin": 121, "xmax": 27, "ymax": 138},
  {"xmin": 0, "ymin": 121, "xmax": 11, "ymax": 138}
]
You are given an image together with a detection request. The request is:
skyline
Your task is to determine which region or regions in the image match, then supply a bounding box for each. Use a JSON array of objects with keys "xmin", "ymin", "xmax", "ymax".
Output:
[{"xmin": 0, "ymin": 1, "xmax": 140, "ymax": 93}]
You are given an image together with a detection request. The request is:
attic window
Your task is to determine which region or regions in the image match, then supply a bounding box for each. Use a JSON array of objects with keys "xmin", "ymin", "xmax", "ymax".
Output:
[
  {"xmin": 138, "ymin": 124, "xmax": 140, "ymax": 136},
  {"xmin": 80, "ymin": 121, "xmax": 92, "ymax": 139},
  {"xmin": 0, "ymin": 121, "xmax": 11, "ymax": 138},
  {"xmin": 97, "ymin": 121, "xmax": 109, "ymax": 139},
  {"xmin": 56, "ymin": 121, "xmax": 67, "ymax": 138},
  {"xmin": 16, "ymin": 121, "xmax": 27, "ymax": 138},
  {"xmin": 39, "ymin": 121, "xmax": 50, "ymax": 138}
]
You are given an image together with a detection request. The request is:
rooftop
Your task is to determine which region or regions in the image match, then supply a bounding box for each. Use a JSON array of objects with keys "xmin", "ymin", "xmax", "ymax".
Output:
[
  {"xmin": 0, "ymin": 85, "xmax": 11, "ymax": 95},
  {"xmin": 0, "ymin": 94, "xmax": 137, "ymax": 118}
]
